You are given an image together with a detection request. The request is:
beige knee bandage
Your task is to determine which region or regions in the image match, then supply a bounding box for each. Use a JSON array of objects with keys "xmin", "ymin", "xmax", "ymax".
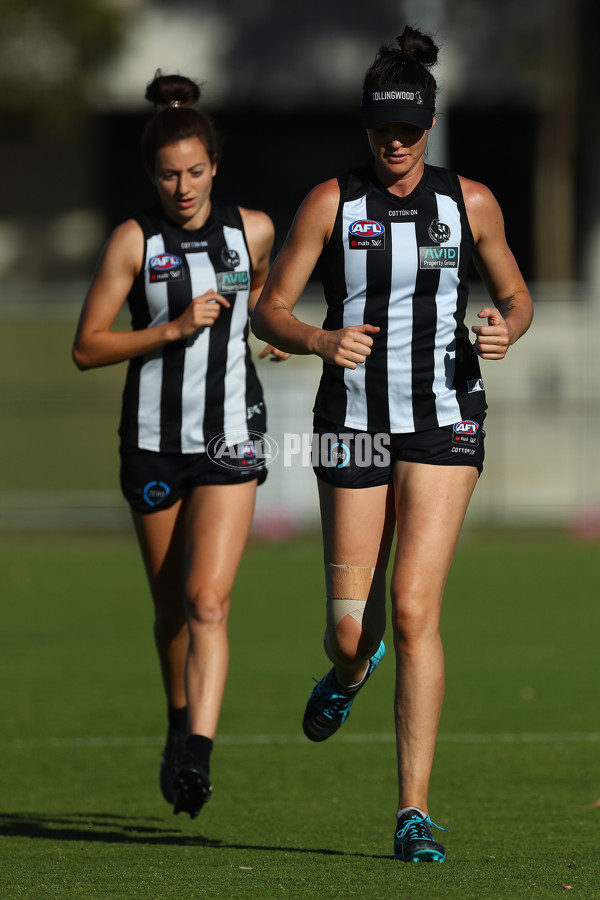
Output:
[{"xmin": 324, "ymin": 563, "xmax": 387, "ymax": 659}]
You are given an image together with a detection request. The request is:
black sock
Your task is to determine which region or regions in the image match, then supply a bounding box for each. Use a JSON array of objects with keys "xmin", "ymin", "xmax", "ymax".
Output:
[
  {"xmin": 167, "ymin": 705, "xmax": 188, "ymax": 734},
  {"xmin": 186, "ymin": 734, "xmax": 214, "ymax": 774}
]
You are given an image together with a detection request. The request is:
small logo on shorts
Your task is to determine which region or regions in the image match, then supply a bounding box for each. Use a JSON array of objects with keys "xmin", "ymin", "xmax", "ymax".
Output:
[
  {"xmin": 467, "ymin": 378, "xmax": 485, "ymax": 393},
  {"xmin": 454, "ymin": 420, "xmax": 478, "ymax": 436},
  {"xmin": 143, "ymin": 481, "xmax": 171, "ymax": 507},
  {"xmin": 240, "ymin": 440, "xmax": 257, "ymax": 462},
  {"xmin": 330, "ymin": 441, "xmax": 351, "ymax": 468},
  {"xmin": 206, "ymin": 429, "xmax": 279, "ymax": 471},
  {"xmin": 247, "ymin": 401, "xmax": 264, "ymax": 419},
  {"xmin": 452, "ymin": 420, "xmax": 480, "ymax": 448}
]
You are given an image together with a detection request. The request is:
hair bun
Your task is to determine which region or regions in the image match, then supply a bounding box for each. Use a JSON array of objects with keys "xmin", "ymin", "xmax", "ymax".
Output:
[
  {"xmin": 144, "ymin": 70, "xmax": 202, "ymax": 108},
  {"xmin": 397, "ymin": 25, "xmax": 438, "ymax": 69}
]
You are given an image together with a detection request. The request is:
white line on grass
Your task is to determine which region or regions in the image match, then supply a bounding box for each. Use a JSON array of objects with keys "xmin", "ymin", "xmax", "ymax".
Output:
[{"xmin": 5, "ymin": 732, "xmax": 600, "ymax": 750}]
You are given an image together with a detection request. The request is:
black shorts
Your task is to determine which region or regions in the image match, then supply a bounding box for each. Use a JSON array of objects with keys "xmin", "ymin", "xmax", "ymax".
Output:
[
  {"xmin": 120, "ymin": 443, "xmax": 267, "ymax": 513},
  {"xmin": 312, "ymin": 413, "xmax": 486, "ymax": 489}
]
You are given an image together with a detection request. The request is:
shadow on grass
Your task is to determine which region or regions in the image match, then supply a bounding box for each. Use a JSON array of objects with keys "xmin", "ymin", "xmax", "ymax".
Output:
[{"xmin": 0, "ymin": 812, "xmax": 389, "ymax": 860}]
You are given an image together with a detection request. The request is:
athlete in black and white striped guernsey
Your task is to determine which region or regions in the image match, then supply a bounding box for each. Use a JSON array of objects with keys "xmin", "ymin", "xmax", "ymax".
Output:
[
  {"xmin": 316, "ymin": 163, "xmax": 486, "ymax": 434},
  {"xmin": 253, "ymin": 25, "xmax": 533, "ymax": 863},
  {"xmin": 73, "ymin": 72, "xmax": 288, "ymax": 823},
  {"xmin": 120, "ymin": 202, "xmax": 265, "ymax": 454}
]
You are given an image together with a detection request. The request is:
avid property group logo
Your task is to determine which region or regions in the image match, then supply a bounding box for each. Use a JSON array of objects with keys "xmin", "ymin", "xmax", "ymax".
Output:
[
  {"xmin": 216, "ymin": 243, "xmax": 250, "ymax": 294},
  {"xmin": 419, "ymin": 218, "xmax": 458, "ymax": 270}
]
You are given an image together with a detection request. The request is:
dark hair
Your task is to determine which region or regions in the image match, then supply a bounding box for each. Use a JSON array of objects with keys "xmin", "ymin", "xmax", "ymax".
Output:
[
  {"xmin": 363, "ymin": 26, "xmax": 439, "ymax": 94},
  {"xmin": 141, "ymin": 71, "xmax": 220, "ymax": 169}
]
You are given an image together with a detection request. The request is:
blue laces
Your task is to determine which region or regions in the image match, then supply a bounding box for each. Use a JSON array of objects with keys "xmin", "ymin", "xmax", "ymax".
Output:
[
  {"xmin": 397, "ymin": 813, "xmax": 450, "ymax": 844},
  {"xmin": 309, "ymin": 675, "xmax": 354, "ymax": 720}
]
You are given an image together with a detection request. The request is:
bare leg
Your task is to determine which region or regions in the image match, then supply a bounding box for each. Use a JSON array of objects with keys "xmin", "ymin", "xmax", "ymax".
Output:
[
  {"xmin": 132, "ymin": 480, "xmax": 256, "ymax": 731},
  {"xmin": 132, "ymin": 501, "xmax": 188, "ymax": 709},
  {"xmin": 391, "ymin": 462, "xmax": 478, "ymax": 814},
  {"xmin": 182, "ymin": 480, "xmax": 257, "ymax": 738},
  {"xmin": 132, "ymin": 480, "xmax": 257, "ymax": 816},
  {"xmin": 317, "ymin": 480, "xmax": 395, "ymax": 685}
]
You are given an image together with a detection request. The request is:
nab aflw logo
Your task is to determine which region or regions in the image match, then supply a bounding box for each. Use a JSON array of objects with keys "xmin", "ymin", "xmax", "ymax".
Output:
[{"xmin": 348, "ymin": 219, "xmax": 385, "ymax": 251}]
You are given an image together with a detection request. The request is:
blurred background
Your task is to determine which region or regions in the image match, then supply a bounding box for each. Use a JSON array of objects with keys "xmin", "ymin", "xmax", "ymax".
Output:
[{"xmin": 1, "ymin": 0, "xmax": 599, "ymax": 537}]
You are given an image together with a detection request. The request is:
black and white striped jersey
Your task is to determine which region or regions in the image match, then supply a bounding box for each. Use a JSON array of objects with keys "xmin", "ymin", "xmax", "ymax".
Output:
[
  {"xmin": 314, "ymin": 163, "xmax": 487, "ymax": 433},
  {"xmin": 119, "ymin": 203, "xmax": 264, "ymax": 453}
]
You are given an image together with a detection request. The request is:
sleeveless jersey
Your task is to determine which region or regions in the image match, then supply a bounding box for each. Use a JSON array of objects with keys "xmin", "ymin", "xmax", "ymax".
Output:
[
  {"xmin": 314, "ymin": 163, "xmax": 487, "ymax": 433},
  {"xmin": 119, "ymin": 202, "xmax": 264, "ymax": 454}
]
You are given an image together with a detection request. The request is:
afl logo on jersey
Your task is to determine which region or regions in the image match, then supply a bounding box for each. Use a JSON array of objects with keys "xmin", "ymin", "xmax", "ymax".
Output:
[
  {"xmin": 349, "ymin": 220, "xmax": 384, "ymax": 237},
  {"xmin": 149, "ymin": 253, "xmax": 184, "ymax": 282},
  {"xmin": 149, "ymin": 254, "xmax": 182, "ymax": 270},
  {"xmin": 348, "ymin": 219, "xmax": 385, "ymax": 251},
  {"xmin": 427, "ymin": 219, "xmax": 451, "ymax": 244}
]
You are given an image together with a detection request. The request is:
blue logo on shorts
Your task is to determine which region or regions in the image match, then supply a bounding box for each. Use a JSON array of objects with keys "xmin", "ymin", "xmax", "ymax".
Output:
[
  {"xmin": 330, "ymin": 442, "xmax": 350, "ymax": 469},
  {"xmin": 143, "ymin": 481, "xmax": 171, "ymax": 507}
]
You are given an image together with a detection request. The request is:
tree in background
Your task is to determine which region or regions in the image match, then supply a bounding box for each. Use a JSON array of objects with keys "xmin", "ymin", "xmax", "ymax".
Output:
[{"xmin": 0, "ymin": 0, "xmax": 126, "ymax": 136}]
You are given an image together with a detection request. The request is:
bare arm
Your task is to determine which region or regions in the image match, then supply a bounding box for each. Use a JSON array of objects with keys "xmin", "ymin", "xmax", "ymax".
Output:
[
  {"xmin": 72, "ymin": 219, "xmax": 229, "ymax": 370},
  {"xmin": 251, "ymin": 180, "xmax": 380, "ymax": 369},
  {"xmin": 240, "ymin": 207, "xmax": 289, "ymax": 362},
  {"xmin": 241, "ymin": 207, "xmax": 275, "ymax": 315},
  {"xmin": 461, "ymin": 177, "xmax": 533, "ymax": 359}
]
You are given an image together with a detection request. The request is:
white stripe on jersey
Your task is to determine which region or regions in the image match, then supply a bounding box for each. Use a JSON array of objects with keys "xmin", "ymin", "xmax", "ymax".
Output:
[
  {"xmin": 388, "ymin": 222, "xmax": 418, "ymax": 431},
  {"xmin": 222, "ymin": 225, "xmax": 250, "ymax": 444},
  {"xmin": 144, "ymin": 234, "xmax": 171, "ymax": 325},
  {"xmin": 431, "ymin": 192, "xmax": 462, "ymax": 426},
  {"xmin": 180, "ymin": 252, "xmax": 216, "ymax": 452},
  {"xmin": 342, "ymin": 196, "xmax": 369, "ymax": 428},
  {"xmin": 339, "ymin": 192, "xmax": 464, "ymax": 433},
  {"xmin": 138, "ymin": 233, "xmax": 168, "ymax": 451}
]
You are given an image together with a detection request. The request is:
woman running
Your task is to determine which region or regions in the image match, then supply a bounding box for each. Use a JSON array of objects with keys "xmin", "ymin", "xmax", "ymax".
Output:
[
  {"xmin": 73, "ymin": 72, "xmax": 287, "ymax": 819},
  {"xmin": 252, "ymin": 26, "xmax": 533, "ymax": 861}
]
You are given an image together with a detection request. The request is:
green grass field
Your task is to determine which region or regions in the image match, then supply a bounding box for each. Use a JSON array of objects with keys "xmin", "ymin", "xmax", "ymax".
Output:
[
  {"xmin": 1, "ymin": 528, "xmax": 599, "ymax": 899},
  {"xmin": 1, "ymin": 311, "xmax": 599, "ymax": 896},
  {"xmin": 0, "ymin": 313, "xmax": 124, "ymax": 492}
]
